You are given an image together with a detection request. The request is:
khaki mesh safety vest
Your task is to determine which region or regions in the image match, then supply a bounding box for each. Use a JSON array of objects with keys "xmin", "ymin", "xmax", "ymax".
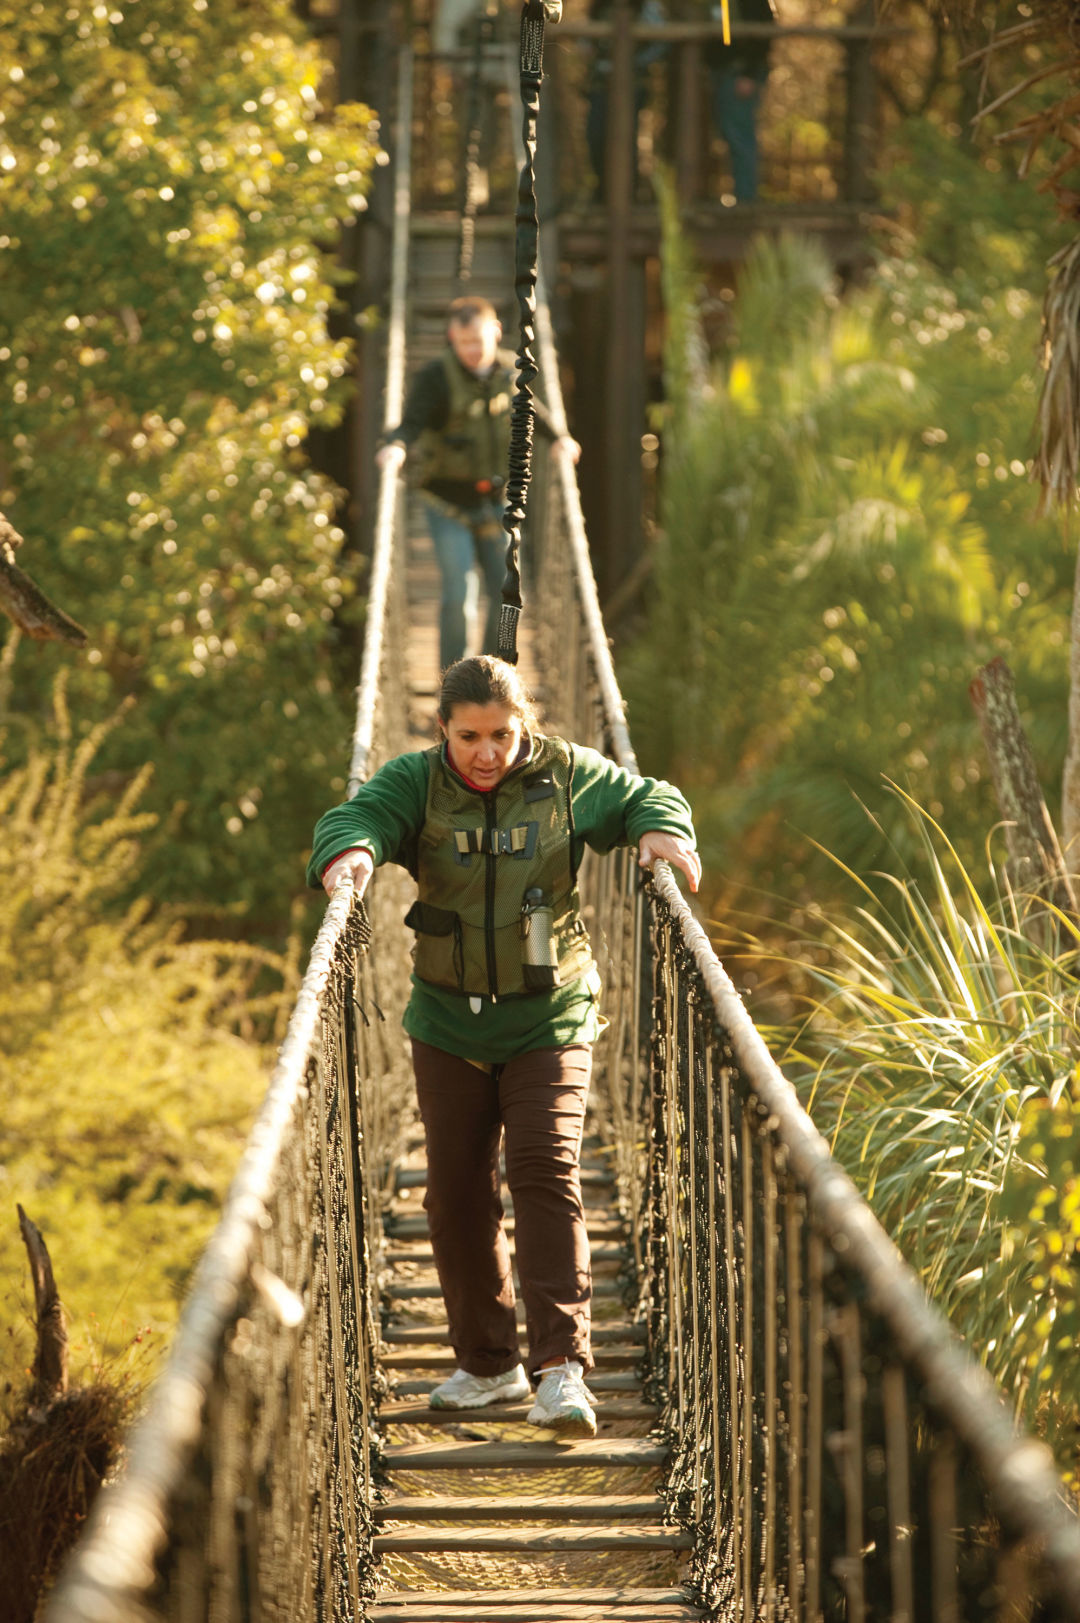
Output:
[
  {"xmin": 405, "ymin": 736, "xmax": 595, "ymax": 999},
  {"xmin": 415, "ymin": 350, "xmax": 515, "ymax": 491}
]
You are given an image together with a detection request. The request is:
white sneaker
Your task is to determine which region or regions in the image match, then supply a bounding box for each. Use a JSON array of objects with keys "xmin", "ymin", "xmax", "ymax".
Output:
[
  {"xmin": 527, "ymin": 1359, "xmax": 597, "ymax": 1438},
  {"xmin": 428, "ymin": 1363, "xmax": 531, "ymax": 1410}
]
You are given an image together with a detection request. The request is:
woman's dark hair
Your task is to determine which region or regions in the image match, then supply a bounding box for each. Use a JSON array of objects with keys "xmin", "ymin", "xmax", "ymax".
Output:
[{"xmin": 437, "ymin": 656, "xmax": 538, "ymax": 732}]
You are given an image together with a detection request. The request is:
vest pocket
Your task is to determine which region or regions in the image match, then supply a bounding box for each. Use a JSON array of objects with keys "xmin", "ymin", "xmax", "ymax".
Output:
[
  {"xmin": 405, "ymin": 900, "xmax": 466, "ymax": 991},
  {"xmin": 405, "ymin": 900, "xmax": 458, "ymax": 936}
]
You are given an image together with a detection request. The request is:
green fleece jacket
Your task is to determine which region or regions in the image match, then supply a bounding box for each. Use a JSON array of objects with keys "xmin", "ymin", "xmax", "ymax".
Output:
[{"xmin": 306, "ymin": 735, "xmax": 696, "ymax": 1063}]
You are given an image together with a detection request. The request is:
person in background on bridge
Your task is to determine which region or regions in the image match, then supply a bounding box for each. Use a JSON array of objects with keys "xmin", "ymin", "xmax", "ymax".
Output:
[
  {"xmin": 308, "ymin": 655, "xmax": 700, "ymax": 1438},
  {"xmin": 376, "ymin": 297, "xmax": 580, "ymax": 674},
  {"xmin": 704, "ymin": 0, "xmax": 776, "ymax": 203},
  {"xmin": 583, "ymin": 0, "xmax": 668, "ymax": 203}
]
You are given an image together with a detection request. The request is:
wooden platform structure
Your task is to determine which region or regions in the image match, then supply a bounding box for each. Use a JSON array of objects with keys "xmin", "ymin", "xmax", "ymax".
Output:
[{"xmin": 318, "ymin": 0, "xmax": 893, "ymax": 601}]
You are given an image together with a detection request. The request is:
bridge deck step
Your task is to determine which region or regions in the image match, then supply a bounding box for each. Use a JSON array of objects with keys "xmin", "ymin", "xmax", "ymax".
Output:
[
  {"xmin": 384, "ymin": 1437, "xmax": 667, "ymax": 1470},
  {"xmin": 367, "ymin": 1588, "xmax": 700, "ymax": 1622},
  {"xmin": 385, "ymin": 1277, "xmax": 624, "ymax": 1300},
  {"xmin": 384, "ymin": 1242, "xmax": 628, "ymax": 1266},
  {"xmin": 373, "ymin": 1494, "xmax": 665, "ymax": 1522},
  {"xmin": 385, "ymin": 1215, "xmax": 625, "ymax": 1239},
  {"xmin": 395, "ymin": 1166, "xmax": 614, "ymax": 1191},
  {"xmin": 374, "ymin": 1522, "xmax": 692, "ymax": 1552},
  {"xmin": 388, "ymin": 1369, "xmax": 642, "ymax": 1396},
  {"xmin": 377, "ymin": 1399, "xmax": 656, "ymax": 1424},
  {"xmin": 381, "ymin": 1346, "xmax": 642, "ymax": 1370},
  {"xmin": 383, "ymin": 1322, "xmax": 643, "ymax": 1347}
]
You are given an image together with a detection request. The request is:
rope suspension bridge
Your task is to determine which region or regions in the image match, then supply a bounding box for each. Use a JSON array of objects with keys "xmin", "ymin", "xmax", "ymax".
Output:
[{"xmin": 45, "ymin": 12, "xmax": 1080, "ymax": 1622}]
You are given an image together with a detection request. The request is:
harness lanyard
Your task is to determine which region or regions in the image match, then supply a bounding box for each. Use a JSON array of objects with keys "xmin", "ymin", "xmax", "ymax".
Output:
[{"xmin": 497, "ymin": 0, "xmax": 560, "ymax": 666}]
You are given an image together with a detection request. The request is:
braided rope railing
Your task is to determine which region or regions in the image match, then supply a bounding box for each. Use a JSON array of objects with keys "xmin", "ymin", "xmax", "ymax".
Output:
[
  {"xmin": 524, "ymin": 218, "xmax": 1080, "ymax": 1623},
  {"xmin": 43, "ymin": 53, "xmax": 418, "ymax": 1623}
]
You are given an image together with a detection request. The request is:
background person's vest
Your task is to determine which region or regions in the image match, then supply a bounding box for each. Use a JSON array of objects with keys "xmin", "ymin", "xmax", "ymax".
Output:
[
  {"xmin": 415, "ymin": 349, "xmax": 515, "ymax": 491},
  {"xmin": 405, "ymin": 735, "xmax": 595, "ymax": 999}
]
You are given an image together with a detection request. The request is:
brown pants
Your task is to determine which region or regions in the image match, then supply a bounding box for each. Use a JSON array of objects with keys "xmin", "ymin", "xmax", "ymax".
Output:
[{"xmin": 411, "ymin": 1039, "xmax": 593, "ymax": 1377}]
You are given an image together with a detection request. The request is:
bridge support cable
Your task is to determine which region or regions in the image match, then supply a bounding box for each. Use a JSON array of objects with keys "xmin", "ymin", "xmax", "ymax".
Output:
[
  {"xmin": 505, "ymin": 88, "xmax": 1080, "ymax": 1619},
  {"xmin": 43, "ymin": 51, "xmax": 420, "ymax": 1623}
]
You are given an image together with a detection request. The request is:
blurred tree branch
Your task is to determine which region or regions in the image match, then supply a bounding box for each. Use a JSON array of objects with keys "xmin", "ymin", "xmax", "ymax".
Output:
[{"xmin": 0, "ymin": 514, "xmax": 86, "ymax": 646}]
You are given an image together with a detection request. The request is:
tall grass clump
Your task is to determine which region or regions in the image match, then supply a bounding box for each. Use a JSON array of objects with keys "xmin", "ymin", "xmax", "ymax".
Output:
[
  {"xmin": 764, "ymin": 790, "xmax": 1080, "ymax": 1470},
  {"xmin": 0, "ymin": 667, "xmax": 295, "ymax": 1366}
]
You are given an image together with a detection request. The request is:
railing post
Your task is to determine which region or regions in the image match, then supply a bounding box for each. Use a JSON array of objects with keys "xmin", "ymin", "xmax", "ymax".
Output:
[
  {"xmin": 603, "ymin": 0, "xmax": 643, "ymax": 595},
  {"xmin": 675, "ymin": 40, "xmax": 704, "ymax": 204},
  {"xmin": 843, "ymin": 0, "xmax": 877, "ymax": 203}
]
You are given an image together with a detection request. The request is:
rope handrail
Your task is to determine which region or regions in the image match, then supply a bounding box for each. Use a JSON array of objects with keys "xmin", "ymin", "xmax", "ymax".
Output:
[
  {"xmin": 650, "ymin": 865, "xmax": 1080, "ymax": 1599},
  {"xmin": 41, "ymin": 882, "xmax": 357, "ymax": 1618}
]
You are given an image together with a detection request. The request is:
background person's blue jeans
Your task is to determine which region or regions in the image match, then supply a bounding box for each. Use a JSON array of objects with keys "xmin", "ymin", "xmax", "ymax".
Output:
[
  {"xmin": 710, "ymin": 70, "xmax": 763, "ymax": 202},
  {"xmin": 424, "ymin": 498, "xmax": 506, "ymax": 670}
]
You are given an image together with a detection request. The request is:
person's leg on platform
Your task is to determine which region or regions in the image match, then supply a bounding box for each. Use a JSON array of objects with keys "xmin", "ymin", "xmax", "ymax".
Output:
[
  {"xmin": 585, "ymin": 80, "xmax": 609, "ymax": 200},
  {"xmin": 411, "ymin": 1040, "xmax": 528, "ymax": 1404},
  {"xmin": 424, "ymin": 501, "xmax": 477, "ymax": 670},
  {"xmin": 498, "ymin": 1044, "xmax": 597, "ymax": 1435},
  {"xmin": 473, "ymin": 501, "xmax": 507, "ymax": 657},
  {"xmin": 712, "ymin": 69, "xmax": 762, "ymax": 202}
]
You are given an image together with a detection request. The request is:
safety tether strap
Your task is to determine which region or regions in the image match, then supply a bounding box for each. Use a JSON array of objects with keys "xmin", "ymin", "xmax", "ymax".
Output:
[{"xmin": 497, "ymin": 0, "xmax": 560, "ymax": 666}]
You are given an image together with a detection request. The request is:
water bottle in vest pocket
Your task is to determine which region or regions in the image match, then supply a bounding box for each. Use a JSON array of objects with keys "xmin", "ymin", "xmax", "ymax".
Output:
[{"xmin": 521, "ymin": 887, "xmax": 559, "ymax": 990}]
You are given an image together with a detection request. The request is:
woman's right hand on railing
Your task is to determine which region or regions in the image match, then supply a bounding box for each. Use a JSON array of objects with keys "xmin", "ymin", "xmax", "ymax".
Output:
[{"xmin": 321, "ymin": 848, "xmax": 375, "ymax": 899}]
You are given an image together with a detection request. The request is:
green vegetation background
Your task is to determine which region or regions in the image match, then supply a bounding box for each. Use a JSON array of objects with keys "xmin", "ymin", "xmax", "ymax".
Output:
[
  {"xmin": 620, "ymin": 106, "xmax": 1080, "ymax": 1468},
  {"xmin": 0, "ymin": 0, "xmax": 378, "ymax": 1379}
]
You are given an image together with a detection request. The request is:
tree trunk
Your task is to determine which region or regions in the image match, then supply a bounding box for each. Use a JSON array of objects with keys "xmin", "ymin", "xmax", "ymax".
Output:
[
  {"xmin": 970, "ymin": 656, "xmax": 1077, "ymax": 918},
  {"xmin": 17, "ymin": 1206, "xmax": 68, "ymax": 1407}
]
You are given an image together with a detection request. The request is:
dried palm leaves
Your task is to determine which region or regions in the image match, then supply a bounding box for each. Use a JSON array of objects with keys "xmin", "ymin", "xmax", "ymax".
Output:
[
  {"xmin": 0, "ymin": 512, "xmax": 86, "ymax": 646},
  {"xmin": 1035, "ymin": 237, "xmax": 1080, "ymax": 509},
  {"xmin": 942, "ymin": 3, "xmax": 1080, "ymax": 507}
]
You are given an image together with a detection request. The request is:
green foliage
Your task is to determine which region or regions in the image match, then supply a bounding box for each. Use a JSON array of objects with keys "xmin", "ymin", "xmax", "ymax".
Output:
[
  {"xmin": 626, "ymin": 127, "xmax": 1072, "ymax": 908},
  {"xmin": 0, "ymin": 0, "xmax": 378, "ymax": 924},
  {"xmin": 770, "ymin": 791, "xmax": 1080, "ymax": 1463},
  {"xmin": 0, "ymin": 679, "xmax": 289, "ymax": 1368},
  {"xmin": 1000, "ymin": 1072, "xmax": 1080, "ymax": 1462}
]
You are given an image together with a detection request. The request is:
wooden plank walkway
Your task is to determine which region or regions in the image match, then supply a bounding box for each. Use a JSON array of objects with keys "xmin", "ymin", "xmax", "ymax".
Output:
[
  {"xmin": 373, "ymin": 1138, "xmax": 698, "ymax": 1619},
  {"xmin": 370, "ymin": 216, "xmax": 701, "ymax": 1623}
]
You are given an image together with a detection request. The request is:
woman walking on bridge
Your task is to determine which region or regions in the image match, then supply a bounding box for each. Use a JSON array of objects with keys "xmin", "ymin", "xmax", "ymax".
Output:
[{"xmin": 308, "ymin": 655, "xmax": 699, "ymax": 1438}]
